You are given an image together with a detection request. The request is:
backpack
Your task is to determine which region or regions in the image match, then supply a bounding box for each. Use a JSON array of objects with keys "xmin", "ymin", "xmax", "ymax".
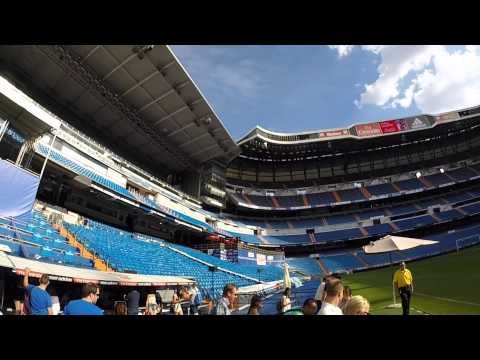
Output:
[{"xmin": 193, "ymin": 291, "xmax": 202, "ymax": 306}]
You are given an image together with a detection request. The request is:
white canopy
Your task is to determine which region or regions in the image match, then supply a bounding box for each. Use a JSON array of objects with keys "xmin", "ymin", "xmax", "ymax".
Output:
[{"xmin": 363, "ymin": 235, "xmax": 438, "ymax": 254}]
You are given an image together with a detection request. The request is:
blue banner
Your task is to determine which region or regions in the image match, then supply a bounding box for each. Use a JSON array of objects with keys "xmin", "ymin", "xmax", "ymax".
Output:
[{"xmin": 0, "ymin": 160, "xmax": 40, "ymax": 218}]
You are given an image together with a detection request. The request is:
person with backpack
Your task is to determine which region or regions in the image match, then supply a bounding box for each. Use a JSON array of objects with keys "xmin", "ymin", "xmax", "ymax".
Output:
[{"xmin": 22, "ymin": 268, "xmax": 53, "ymax": 315}]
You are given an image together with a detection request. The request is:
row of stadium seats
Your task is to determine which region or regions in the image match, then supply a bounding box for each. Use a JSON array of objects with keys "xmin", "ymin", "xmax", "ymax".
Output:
[
  {"xmin": 0, "ymin": 212, "xmax": 93, "ymax": 268},
  {"xmin": 36, "ymin": 144, "xmax": 135, "ymax": 201},
  {"xmin": 233, "ymin": 196, "xmax": 480, "ymax": 245},
  {"xmin": 287, "ymin": 223, "xmax": 480, "ymax": 275},
  {"xmin": 235, "ymin": 184, "xmax": 480, "ymax": 231},
  {"xmin": 64, "ymin": 219, "xmax": 284, "ymax": 298},
  {"xmin": 231, "ymin": 166, "xmax": 480, "ymax": 210}
]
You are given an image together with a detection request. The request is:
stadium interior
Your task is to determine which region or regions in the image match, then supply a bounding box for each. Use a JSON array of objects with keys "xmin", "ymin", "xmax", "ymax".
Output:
[{"xmin": 0, "ymin": 45, "xmax": 480, "ymax": 315}]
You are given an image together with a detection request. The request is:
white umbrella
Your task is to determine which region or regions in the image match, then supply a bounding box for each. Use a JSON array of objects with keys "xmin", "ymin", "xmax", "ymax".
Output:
[
  {"xmin": 363, "ymin": 235, "xmax": 438, "ymax": 254},
  {"xmin": 283, "ymin": 262, "xmax": 292, "ymax": 290},
  {"xmin": 362, "ymin": 235, "xmax": 438, "ymax": 308}
]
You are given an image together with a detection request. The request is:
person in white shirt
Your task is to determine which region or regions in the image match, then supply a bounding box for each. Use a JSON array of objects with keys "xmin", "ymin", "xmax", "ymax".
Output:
[{"xmin": 318, "ymin": 279, "xmax": 344, "ymax": 315}]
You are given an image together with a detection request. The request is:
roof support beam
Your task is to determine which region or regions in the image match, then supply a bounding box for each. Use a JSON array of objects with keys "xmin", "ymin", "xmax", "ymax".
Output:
[
  {"xmin": 80, "ymin": 46, "xmax": 101, "ymax": 64},
  {"xmin": 102, "ymin": 52, "xmax": 138, "ymax": 81},
  {"xmin": 178, "ymin": 132, "xmax": 211, "ymax": 148},
  {"xmin": 120, "ymin": 70, "xmax": 160, "ymax": 97},
  {"xmin": 138, "ymin": 80, "xmax": 191, "ymax": 115},
  {"xmin": 167, "ymin": 122, "xmax": 197, "ymax": 138},
  {"xmin": 153, "ymin": 98, "xmax": 202, "ymax": 127}
]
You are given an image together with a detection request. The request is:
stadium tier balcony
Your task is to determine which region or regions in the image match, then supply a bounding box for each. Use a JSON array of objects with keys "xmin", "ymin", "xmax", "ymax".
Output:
[
  {"xmin": 336, "ymin": 188, "xmax": 365, "ymax": 202},
  {"xmin": 386, "ymin": 204, "xmax": 420, "ymax": 216},
  {"xmin": 324, "ymin": 213, "xmax": 357, "ymax": 225},
  {"xmin": 447, "ymin": 167, "xmax": 478, "ymax": 181},
  {"xmin": 393, "ymin": 215, "xmax": 436, "ymax": 231},
  {"xmin": 423, "ymin": 173, "xmax": 453, "ymax": 187},
  {"xmin": 356, "ymin": 209, "xmax": 387, "ymax": 221},
  {"xmin": 307, "ymin": 192, "xmax": 336, "ymax": 207},
  {"xmin": 36, "ymin": 144, "xmax": 135, "ymax": 201},
  {"xmin": 363, "ymin": 223, "xmax": 391, "ymax": 237},
  {"xmin": 441, "ymin": 192, "xmax": 472, "ymax": 203},
  {"xmin": 366, "ymin": 183, "xmax": 397, "ymax": 197},
  {"xmin": 394, "ymin": 178, "xmax": 424, "ymax": 191},
  {"xmin": 275, "ymin": 195, "xmax": 304, "ymax": 208}
]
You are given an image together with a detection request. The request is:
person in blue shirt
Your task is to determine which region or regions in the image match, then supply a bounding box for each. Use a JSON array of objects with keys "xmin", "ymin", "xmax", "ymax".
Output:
[
  {"xmin": 23, "ymin": 268, "xmax": 53, "ymax": 315},
  {"xmin": 64, "ymin": 283, "xmax": 104, "ymax": 315}
]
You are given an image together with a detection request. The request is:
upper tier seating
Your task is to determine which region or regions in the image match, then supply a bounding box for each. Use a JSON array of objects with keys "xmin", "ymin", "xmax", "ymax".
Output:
[
  {"xmin": 37, "ymin": 144, "xmax": 135, "ymax": 200},
  {"xmin": 275, "ymin": 195, "xmax": 304, "ymax": 208},
  {"xmin": 447, "ymin": 167, "xmax": 478, "ymax": 181},
  {"xmin": 366, "ymin": 183, "xmax": 396, "ymax": 197},
  {"xmin": 307, "ymin": 192, "xmax": 336, "ymax": 206},
  {"xmin": 423, "ymin": 173, "xmax": 453, "ymax": 187},
  {"xmin": 394, "ymin": 178, "xmax": 424, "ymax": 191},
  {"xmin": 394, "ymin": 215, "xmax": 436, "ymax": 230},
  {"xmin": 246, "ymin": 195, "xmax": 274, "ymax": 207},
  {"xmin": 337, "ymin": 188, "xmax": 365, "ymax": 202}
]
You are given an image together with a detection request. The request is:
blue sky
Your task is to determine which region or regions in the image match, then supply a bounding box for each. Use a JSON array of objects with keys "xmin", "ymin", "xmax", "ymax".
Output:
[{"xmin": 171, "ymin": 45, "xmax": 480, "ymax": 141}]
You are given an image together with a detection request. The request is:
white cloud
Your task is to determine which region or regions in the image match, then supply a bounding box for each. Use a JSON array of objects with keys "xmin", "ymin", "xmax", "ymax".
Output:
[
  {"xmin": 355, "ymin": 45, "xmax": 480, "ymax": 114},
  {"xmin": 328, "ymin": 45, "xmax": 354, "ymax": 58}
]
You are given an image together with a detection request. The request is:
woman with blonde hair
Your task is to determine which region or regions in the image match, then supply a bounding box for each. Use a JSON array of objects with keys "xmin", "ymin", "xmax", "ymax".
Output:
[
  {"xmin": 344, "ymin": 295, "xmax": 370, "ymax": 315},
  {"xmin": 145, "ymin": 294, "xmax": 160, "ymax": 315}
]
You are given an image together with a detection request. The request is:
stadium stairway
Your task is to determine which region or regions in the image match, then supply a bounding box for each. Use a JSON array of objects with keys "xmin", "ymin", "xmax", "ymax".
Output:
[
  {"xmin": 391, "ymin": 183, "xmax": 403, "ymax": 192},
  {"xmin": 418, "ymin": 176, "xmax": 433, "ymax": 188},
  {"xmin": 57, "ymin": 224, "xmax": 114, "ymax": 272},
  {"xmin": 241, "ymin": 193, "xmax": 254, "ymax": 206},
  {"xmin": 331, "ymin": 191, "xmax": 342, "ymax": 203},
  {"xmin": 351, "ymin": 251, "xmax": 369, "ymax": 267},
  {"xmin": 302, "ymin": 195, "xmax": 310, "ymax": 207},
  {"xmin": 360, "ymin": 187, "xmax": 371, "ymax": 199},
  {"xmin": 315, "ymin": 258, "xmax": 329, "ymax": 275},
  {"xmin": 359, "ymin": 226, "xmax": 369, "ymax": 237},
  {"xmin": 308, "ymin": 232, "xmax": 317, "ymax": 244},
  {"xmin": 388, "ymin": 222, "xmax": 400, "ymax": 232},
  {"xmin": 271, "ymin": 196, "xmax": 280, "ymax": 208}
]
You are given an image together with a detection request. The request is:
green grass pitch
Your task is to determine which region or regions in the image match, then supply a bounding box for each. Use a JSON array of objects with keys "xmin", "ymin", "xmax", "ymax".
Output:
[{"xmin": 341, "ymin": 245, "xmax": 480, "ymax": 315}]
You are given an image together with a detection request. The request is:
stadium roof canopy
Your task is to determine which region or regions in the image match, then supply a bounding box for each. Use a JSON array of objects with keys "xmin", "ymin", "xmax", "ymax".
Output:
[
  {"xmin": 0, "ymin": 45, "xmax": 240, "ymax": 176},
  {"xmin": 0, "ymin": 76, "xmax": 61, "ymax": 139},
  {"xmin": 236, "ymin": 107, "xmax": 480, "ymax": 160}
]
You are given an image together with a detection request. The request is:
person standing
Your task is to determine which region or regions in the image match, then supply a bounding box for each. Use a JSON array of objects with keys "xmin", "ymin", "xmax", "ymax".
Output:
[
  {"xmin": 317, "ymin": 279, "xmax": 344, "ymax": 315},
  {"xmin": 126, "ymin": 289, "xmax": 140, "ymax": 315},
  {"xmin": 189, "ymin": 283, "xmax": 201, "ymax": 315},
  {"xmin": 63, "ymin": 283, "xmax": 103, "ymax": 315},
  {"xmin": 393, "ymin": 262, "xmax": 413, "ymax": 316},
  {"xmin": 23, "ymin": 268, "xmax": 53, "ymax": 315},
  {"xmin": 215, "ymin": 283, "xmax": 237, "ymax": 315},
  {"xmin": 278, "ymin": 288, "xmax": 292, "ymax": 314},
  {"xmin": 247, "ymin": 295, "xmax": 263, "ymax": 315}
]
